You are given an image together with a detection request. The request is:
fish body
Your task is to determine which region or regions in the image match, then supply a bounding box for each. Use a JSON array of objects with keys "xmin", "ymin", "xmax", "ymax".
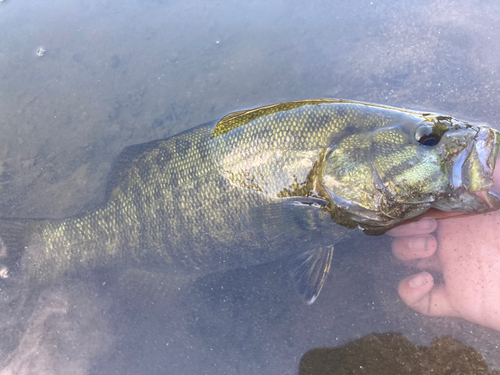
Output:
[{"xmin": 3, "ymin": 99, "xmax": 500, "ymax": 302}]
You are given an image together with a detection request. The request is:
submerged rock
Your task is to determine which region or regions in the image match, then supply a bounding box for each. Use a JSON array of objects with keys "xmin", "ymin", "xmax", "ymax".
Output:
[{"xmin": 299, "ymin": 333, "xmax": 500, "ymax": 375}]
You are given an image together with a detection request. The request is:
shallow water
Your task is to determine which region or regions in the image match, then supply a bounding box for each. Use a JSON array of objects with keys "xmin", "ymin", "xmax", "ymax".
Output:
[{"xmin": 1, "ymin": 0, "xmax": 500, "ymax": 373}]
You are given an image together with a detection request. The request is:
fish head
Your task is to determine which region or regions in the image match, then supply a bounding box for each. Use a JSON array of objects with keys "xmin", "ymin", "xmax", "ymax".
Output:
[{"xmin": 321, "ymin": 112, "xmax": 500, "ymax": 232}]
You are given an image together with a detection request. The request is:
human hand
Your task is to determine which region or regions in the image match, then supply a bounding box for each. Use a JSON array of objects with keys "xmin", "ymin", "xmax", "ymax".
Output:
[{"xmin": 388, "ymin": 165, "xmax": 500, "ymax": 331}]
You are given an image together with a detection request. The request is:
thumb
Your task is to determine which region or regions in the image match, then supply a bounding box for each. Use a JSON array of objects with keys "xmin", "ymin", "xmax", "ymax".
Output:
[{"xmin": 398, "ymin": 272, "xmax": 460, "ymax": 318}]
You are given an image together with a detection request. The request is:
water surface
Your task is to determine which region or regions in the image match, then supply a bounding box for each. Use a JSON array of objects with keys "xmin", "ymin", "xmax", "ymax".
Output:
[{"xmin": 1, "ymin": 0, "xmax": 500, "ymax": 373}]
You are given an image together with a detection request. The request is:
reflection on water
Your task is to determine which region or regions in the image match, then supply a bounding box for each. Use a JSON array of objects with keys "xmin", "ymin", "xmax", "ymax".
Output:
[{"xmin": 1, "ymin": 0, "xmax": 500, "ymax": 373}]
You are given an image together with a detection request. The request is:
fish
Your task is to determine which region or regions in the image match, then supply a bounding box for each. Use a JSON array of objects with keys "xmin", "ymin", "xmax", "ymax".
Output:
[{"xmin": 0, "ymin": 99, "xmax": 499, "ymax": 304}]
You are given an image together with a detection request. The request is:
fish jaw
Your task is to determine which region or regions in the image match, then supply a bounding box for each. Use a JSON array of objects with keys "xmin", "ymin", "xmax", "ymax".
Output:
[{"xmin": 433, "ymin": 126, "xmax": 500, "ymax": 213}]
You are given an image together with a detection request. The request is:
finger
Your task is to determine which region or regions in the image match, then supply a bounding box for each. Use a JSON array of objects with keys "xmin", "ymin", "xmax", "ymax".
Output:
[
  {"xmin": 493, "ymin": 157, "xmax": 500, "ymax": 191},
  {"xmin": 392, "ymin": 235, "xmax": 437, "ymax": 261},
  {"xmin": 398, "ymin": 272, "xmax": 460, "ymax": 318},
  {"xmin": 387, "ymin": 217, "xmax": 437, "ymax": 237},
  {"xmin": 403, "ymin": 208, "xmax": 470, "ymax": 224}
]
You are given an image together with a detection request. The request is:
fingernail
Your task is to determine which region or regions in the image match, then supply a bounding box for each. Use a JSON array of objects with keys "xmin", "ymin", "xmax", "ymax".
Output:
[
  {"xmin": 409, "ymin": 272, "xmax": 429, "ymax": 288},
  {"xmin": 408, "ymin": 236, "xmax": 428, "ymax": 251}
]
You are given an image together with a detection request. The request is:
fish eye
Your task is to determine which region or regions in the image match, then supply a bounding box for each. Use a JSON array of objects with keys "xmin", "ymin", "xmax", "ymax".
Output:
[
  {"xmin": 418, "ymin": 133, "xmax": 441, "ymax": 146},
  {"xmin": 415, "ymin": 125, "xmax": 441, "ymax": 147}
]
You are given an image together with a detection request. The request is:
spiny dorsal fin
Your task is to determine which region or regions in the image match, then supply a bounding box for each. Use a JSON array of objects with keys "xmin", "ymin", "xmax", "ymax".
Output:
[{"xmin": 211, "ymin": 99, "xmax": 343, "ymax": 139}]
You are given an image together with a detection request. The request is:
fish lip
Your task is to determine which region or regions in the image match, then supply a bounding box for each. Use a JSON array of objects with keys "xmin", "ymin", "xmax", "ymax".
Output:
[
  {"xmin": 452, "ymin": 126, "xmax": 497, "ymax": 190},
  {"xmin": 475, "ymin": 189, "xmax": 500, "ymax": 210},
  {"xmin": 455, "ymin": 127, "xmax": 500, "ymax": 211}
]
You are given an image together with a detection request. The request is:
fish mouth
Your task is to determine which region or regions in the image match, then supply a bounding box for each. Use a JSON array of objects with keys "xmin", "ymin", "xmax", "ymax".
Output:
[
  {"xmin": 442, "ymin": 126, "xmax": 500, "ymax": 213},
  {"xmin": 474, "ymin": 189, "xmax": 500, "ymax": 209}
]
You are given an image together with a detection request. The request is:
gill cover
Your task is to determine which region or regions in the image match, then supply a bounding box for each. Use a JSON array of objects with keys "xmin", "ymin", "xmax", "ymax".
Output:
[{"xmin": 322, "ymin": 113, "xmax": 500, "ymax": 233}]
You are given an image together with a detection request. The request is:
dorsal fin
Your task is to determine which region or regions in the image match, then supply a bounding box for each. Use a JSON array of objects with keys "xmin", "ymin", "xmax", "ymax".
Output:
[
  {"xmin": 105, "ymin": 139, "xmax": 165, "ymax": 200},
  {"xmin": 210, "ymin": 99, "xmax": 344, "ymax": 139},
  {"xmin": 104, "ymin": 121, "xmax": 216, "ymax": 200}
]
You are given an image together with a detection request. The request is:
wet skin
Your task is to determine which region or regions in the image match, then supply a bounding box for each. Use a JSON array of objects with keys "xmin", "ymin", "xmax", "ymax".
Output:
[{"xmin": 388, "ymin": 159, "xmax": 500, "ymax": 331}]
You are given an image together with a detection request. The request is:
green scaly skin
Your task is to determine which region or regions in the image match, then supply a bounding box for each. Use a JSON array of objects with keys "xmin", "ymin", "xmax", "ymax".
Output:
[{"xmin": 13, "ymin": 99, "xmax": 499, "ymax": 289}]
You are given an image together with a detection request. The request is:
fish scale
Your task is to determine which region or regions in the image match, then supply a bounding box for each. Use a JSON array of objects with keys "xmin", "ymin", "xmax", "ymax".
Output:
[{"xmin": 1, "ymin": 99, "xmax": 498, "ymax": 303}]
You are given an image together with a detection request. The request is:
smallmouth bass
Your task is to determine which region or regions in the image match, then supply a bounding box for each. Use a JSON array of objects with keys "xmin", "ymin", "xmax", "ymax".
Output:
[{"xmin": 1, "ymin": 99, "xmax": 499, "ymax": 303}]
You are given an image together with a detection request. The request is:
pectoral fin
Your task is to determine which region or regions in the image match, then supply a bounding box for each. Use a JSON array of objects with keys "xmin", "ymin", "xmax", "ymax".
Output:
[
  {"xmin": 289, "ymin": 245, "xmax": 335, "ymax": 304},
  {"xmin": 243, "ymin": 197, "xmax": 330, "ymax": 238}
]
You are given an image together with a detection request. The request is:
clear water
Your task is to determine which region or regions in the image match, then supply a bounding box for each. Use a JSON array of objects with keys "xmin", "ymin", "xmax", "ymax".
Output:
[{"xmin": 1, "ymin": 0, "xmax": 500, "ymax": 373}]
